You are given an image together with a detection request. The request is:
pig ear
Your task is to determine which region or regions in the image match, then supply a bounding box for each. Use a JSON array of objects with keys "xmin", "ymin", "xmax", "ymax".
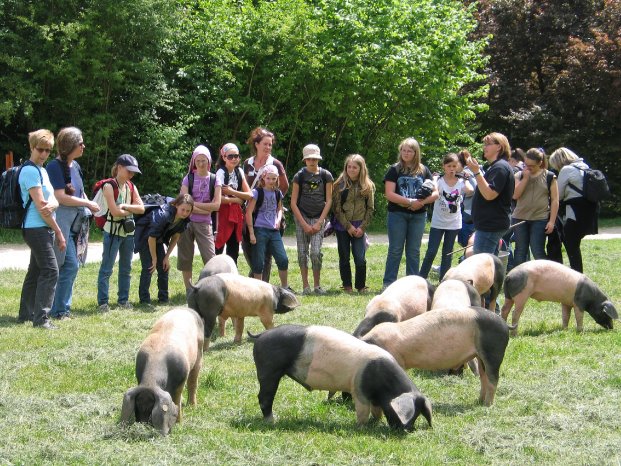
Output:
[
  {"xmin": 120, "ymin": 387, "xmax": 140, "ymax": 425},
  {"xmin": 415, "ymin": 396, "xmax": 433, "ymax": 428},
  {"xmin": 603, "ymin": 301, "xmax": 618, "ymax": 320},
  {"xmin": 151, "ymin": 390, "xmax": 178, "ymax": 436},
  {"xmin": 280, "ymin": 288, "xmax": 300, "ymax": 308},
  {"xmin": 389, "ymin": 393, "xmax": 415, "ymax": 428}
]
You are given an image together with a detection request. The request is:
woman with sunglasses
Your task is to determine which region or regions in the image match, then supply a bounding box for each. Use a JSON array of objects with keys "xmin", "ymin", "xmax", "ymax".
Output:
[
  {"xmin": 18, "ymin": 129, "xmax": 66, "ymax": 329},
  {"xmin": 214, "ymin": 143, "xmax": 252, "ymax": 264}
]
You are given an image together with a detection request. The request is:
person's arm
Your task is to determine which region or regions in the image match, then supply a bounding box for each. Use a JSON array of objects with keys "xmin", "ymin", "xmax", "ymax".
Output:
[
  {"xmin": 466, "ymin": 155, "xmax": 500, "ymax": 201},
  {"xmin": 121, "ymin": 185, "xmax": 145, "ymax": 215},
  {"xmin": 29, "ymin": 187, "xmax": 66, "ymax": 251},
  {"xmin": 312, "ymin": 181, "xmax": 333, "ymax": 233},
  {"xmin": 193, "ymin": 186, "xmax": 222, "ymax": 214},
  {"xmin": 246, "ymin": 197, "xmax": 257, "ymax": 244},
  {"xmin": 290, "ymin": 182, "xmax": 312, "ymax": 232},
  {"xmin": 54, "ymin": 189, "xmax": 99, "ymax": 212},
  {"xmin": 547, "ymin": 178, "xmax": 560, "ymax": 234},
  {"xmin": 360, "ymin": 189, "xmax": 375, "ymax": 233},
  {"xmin": 512, "ymin": 171, "xmax": 529, "ymax": 200},
  {"xmin": 162, "ymin": 232, "xmax": 181, "ymax": 272},
  {"xmin": 222, "ymin": 173, "xmax": 253, "ymax": 202},
  {"xmin": 384, "ymin": 181, "xmax": 412, "ymax": 208},
  {"xmin": 148, "ymin": 236, "xmax": 157, "ymax": 273},
  {"xmin": 463, "ymin": 178, "xmax": 474, "ymax": 197},
  {"xmin": 278, "ymin": 163, "xmax": 289, "ymax": 195}
]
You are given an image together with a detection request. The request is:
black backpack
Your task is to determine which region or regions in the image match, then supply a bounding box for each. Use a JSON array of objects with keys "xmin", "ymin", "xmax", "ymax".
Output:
[
  {"xmin": 0, "ymin": 160, "xmax": 42, "ymax": 229},
  {"xmin": 248, "ymin": 187, "xmax": 285, "ymax": 237},
  {"xmin": 568, "ymin": 166, "xmax": 611, "ymax": 203}
]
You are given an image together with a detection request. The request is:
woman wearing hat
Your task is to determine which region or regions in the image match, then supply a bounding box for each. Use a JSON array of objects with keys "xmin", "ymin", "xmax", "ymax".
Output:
[
  {"xmin": 46, "ymin": 127, "xmax": 100, "ymax": 320},
  {"xmin": 96, "ymin": 154, "xmax": 145, "ymax": 312},
  {"xmin": 177, "ymin": 145, "xmax": 222, "ymax": 291},
  {"xmin": 290, "ymin": 144, "xmax": 334, "ymax": 295}
]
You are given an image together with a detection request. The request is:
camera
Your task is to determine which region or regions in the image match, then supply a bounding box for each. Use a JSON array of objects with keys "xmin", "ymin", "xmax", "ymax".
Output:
[
  {"xmin": 122, "ymin": 217, "xmax": 136, "ymax": 233},
  {"xmin": 415, "ymin": 179, "xmax": 435, "ymax": 200}
]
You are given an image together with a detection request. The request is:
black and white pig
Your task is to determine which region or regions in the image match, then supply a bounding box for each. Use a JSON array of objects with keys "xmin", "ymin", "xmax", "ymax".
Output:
[
  {"xmin": 121, "ymin": 307, "xmax": 204, "ymax": 435},
  {"xmin": 353, "ymin": 276, "xmax": 435, "ymax": 338},
  {"xmin": 443, "ymin": 253, "xmax": 505, "ymax": 312},
  {"xmin": 431, "ymin": 279, "xmax": 482, "ymax": 310},
  {"xmin": 250, "ymin": 324, "xmax": 432, "ymax": 430},
  {"xmin": 501, "ymin": 259, "xmax": 618, "ymax": 335},
  {"xmin": 196, "ymin": 255, "xmax": 239, "ymax": 338},
  {"xmin": 361, "ymin": 307, "xmax": 511, "ymax": 406},
  {"xmin": 187, "ymin": 273, "xmax": 299, "ymax": 349}
]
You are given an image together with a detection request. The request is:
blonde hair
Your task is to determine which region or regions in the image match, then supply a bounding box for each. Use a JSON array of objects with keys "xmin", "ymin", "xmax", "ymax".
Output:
[
  {"xmin": 334, "ymin": 154, "xmax": 375, "ymax": 198},
  {"xmin": 483, "ymin": 132, "xmax": 511, "ymax": 160},
  {"xmin": 28, "ymin": 129, "xmax": 54, "ymax": 149},
  {"xmin": 397, "ymin": 137, "xmax": 423, "ymax": 175},
  {"xmin": 549, "ymin": 147, "xmax": 580, "ymax": 171}
]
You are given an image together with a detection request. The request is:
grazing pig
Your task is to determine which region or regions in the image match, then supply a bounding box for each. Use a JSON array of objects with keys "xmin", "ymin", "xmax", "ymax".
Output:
[
  {"xmin": 501, "ymin": 260, "xmax": 618, "ymax": 335},
  {"xmin": 197, "ymin": 255, "xmax": 239, "ymax": 338},
  {"xmin": 431, "ymin": 279, "xmax": 481, "ymax": 310},
  {"xmin": 250, "ymin": 324, "xmax": 432, "ymax": 430},
  {"xmin": 187, "ymin": 273, "xmax": 299, "ymax": 349},
  {"xmin": 443, "ymin": 253, "xmax": 505, "ymax": 312},
  {"xmin": 353, "ymin": 276, "xmax": 435, "ymax": 338},
  {"xmin": 121, "ymin": 307, "xmax": 204, "ymax": 435},
  {"xmin": 361, "ymin": 307, "xmax": 511, "ymax": 406}
]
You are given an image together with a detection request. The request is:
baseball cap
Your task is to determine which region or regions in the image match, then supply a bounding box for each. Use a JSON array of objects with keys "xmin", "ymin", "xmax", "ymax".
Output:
[
  {"xmin": 116, "ymin": 154, "xmax": 141, "ymax": 174},
  {"xmin": 302, "ymin": 144, "xmax": 322, "ymax": 160}
]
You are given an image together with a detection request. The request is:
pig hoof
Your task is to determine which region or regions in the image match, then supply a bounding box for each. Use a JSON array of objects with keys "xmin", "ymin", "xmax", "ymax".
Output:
[{"xmin": 263, "ymin": 414, "xmax": 275, "ymax": 424}]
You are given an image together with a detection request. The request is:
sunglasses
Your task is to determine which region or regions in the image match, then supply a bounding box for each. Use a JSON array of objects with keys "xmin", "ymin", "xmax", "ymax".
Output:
[{"xmin": 225, "ymin": 153, "xmax": 240, "ymax": 160}]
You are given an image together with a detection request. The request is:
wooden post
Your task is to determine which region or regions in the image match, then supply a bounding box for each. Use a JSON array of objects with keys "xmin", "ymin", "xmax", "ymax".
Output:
[{"xmin": 5, "ymin": 151, "xmax": 14, "ymax": 170}]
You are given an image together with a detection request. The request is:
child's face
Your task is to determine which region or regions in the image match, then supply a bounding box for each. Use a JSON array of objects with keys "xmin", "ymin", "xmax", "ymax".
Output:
[
  {"xmin": 177, "ymin": 203, "xmax": 193, "ymax": 219},
  {"xmin": 346, "ymin": 162, "xmax": 361, "ymax": 181},
  {"xmin": 263, "ymin": 173, "xmax": 278, "ymax": 187},
  {"xmin": 444, "ymin": 161, "xmax": 459, "ymax": 176},
  {"xmin": 304, "ymin": 158, "xmax": 319, "ymax": 168},
  {"xmin": 225, "ymin": 152, "xmax": 240, "ymax": 168}
]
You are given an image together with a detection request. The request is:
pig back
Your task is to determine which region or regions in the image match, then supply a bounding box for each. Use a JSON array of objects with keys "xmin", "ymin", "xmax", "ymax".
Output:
[
  {"xmin": 219, "ymin": 274, "xmax": 276, "ymax": 318},
  {"xmin": 443, "ymin": 253, "xmax": 496, "ymax": 294},
  {"xmin": 504, "ymin": 260, "xmax": 580, "ymax": 303}
]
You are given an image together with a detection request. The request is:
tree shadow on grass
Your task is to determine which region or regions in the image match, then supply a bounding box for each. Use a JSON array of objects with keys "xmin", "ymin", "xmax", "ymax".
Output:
[{"xmin": 0, "ymin": 315, "xmax": 26, "ymax": 328}]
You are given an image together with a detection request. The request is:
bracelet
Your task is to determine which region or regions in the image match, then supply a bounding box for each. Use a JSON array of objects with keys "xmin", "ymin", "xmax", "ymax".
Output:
[{"xmin": 473, "ymin": 171, "xmax": 481, "ymax": 177}]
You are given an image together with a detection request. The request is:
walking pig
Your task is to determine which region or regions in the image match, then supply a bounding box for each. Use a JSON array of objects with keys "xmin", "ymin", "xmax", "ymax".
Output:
[
  {"xmin": 501, "ymin": 259, "xmax": 618, "ymax": 335},
  {"xmin": 353, "ymin": 276, "xmax": 435, "ymax": 337},
  {"xmin": 197, "ymin": 255, "xmax": 239, "ymax": 337},
  {"xmin": 121, "ymin": 307, "xmax": 204, "ymax": 435},
  {"xmin": 187, "ymin": 273, "xmax": 299, "ymax": 349},
  {"xmin": 361, "ymin": 307, "xmax": 511, "ymax": 406},
  {"xmin": 443, "ymin": 253, "xmax": 505, "ymax": 312},
  {"xmin": 250, "ymin": 324, "xmax": 432, "ymax": 430}
]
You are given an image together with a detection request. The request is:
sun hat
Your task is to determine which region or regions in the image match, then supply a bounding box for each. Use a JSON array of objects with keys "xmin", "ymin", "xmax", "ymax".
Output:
[{"xmin": 302, "ymin": 144, "xmax": 322, "ymax": 160}]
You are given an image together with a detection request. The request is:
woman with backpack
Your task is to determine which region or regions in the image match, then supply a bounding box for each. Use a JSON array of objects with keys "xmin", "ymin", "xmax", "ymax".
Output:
[
  {"xmin": 96, "ymin": 154, "xmax": 145, "ymax": 312},
  {"xmin": 18, "ymin": 129, "xmax": 65, "ymax": 329},
  {"xmin": 135, "ymin": 194, "xmax": 194, "ymax": 305},
  {"xmin": 331, "ymin": 154, "xmax": 375, "ymax": 293},
  {"xmin": 177, "ymin": 145, "xmax": 222, "ymax": 291},
  {"xmin": 548, "ymin": 147, "xmax": 598, "ymax": 273},
  {"xmin": 511, "ymin": 148, "xmax": 559, "ymax": 266},
  {"xmin": 214, "ymin": 143, "xmax": 252, "ymax": 264},
  {"xmin": 46, "ymin": 127, "xmax": 100, "ymax": 320}
]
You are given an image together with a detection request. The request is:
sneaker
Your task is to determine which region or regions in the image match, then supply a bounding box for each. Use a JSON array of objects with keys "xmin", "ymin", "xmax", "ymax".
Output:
[
  {"xmin": 314, "ymin": 286, "xmax": 327, "ymax": 295},
  {"xmin": 302, "ymin": 287, "xmax": 313, "ymax": 296},
  {"xmin": 36, "ymin": 321, "xmax": 58, "ymax": 330},
  {"xmin": 431, "ymin": 265, "xmax": 441, "ymax": 274},
  {"xmin": 98, "ymin": 304, "xmax": 110, "ymax": 313},
  {"xmin": 357, "ymin": 287, "xmax": 369, "ymax": 294},
  {"xmin": 283, "ymin": 285, "xmax": 297, "ymax": 294},
  {"xmin": 118, "ymin": 302, "xmax": 133, "ymax": 310}
]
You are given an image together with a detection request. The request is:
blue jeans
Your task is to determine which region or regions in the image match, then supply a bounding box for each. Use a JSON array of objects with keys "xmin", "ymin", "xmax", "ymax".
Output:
[
  {"xmin": 420, "ymin": 227, "xmax": 459, "ymax": 280},
  {"xmin": 383, "ymin": 211, "xmax": 427, "ymax": 286},
  {"xmin": 252, "ymin": 227, "xmax": 288, "ymax": 275},
  {"xmin": 20, "ymin": 227, "xmax": 59, "ymax": 325},
  {"xmin": 513, "ymin": 218, "xmax": 547, "ymax": 266},
  {"xmin": 51, "ymin": 233, "xmax": 79, "ymax": 318},
  {"xmin": 97, "ymin": 232, "xmax": 134, "ymax": 305},
  {"xmin": 473, "ymin": 229, "xmax": 506, "ymax": 255},
  {"xmin": 138, "ymin": 242, "xmax": 168, "ymax": 303},
  {"xmin": 335, "ymin": 230, "xmax": 367, "ymax": 289}
]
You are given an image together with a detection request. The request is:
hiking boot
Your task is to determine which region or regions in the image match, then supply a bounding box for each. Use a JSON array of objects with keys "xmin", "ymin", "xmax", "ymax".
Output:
[
  {"xmin": 357, "ymin": 287, "xmax": 369, "ymax": 294},
  {"xmin": 341, "ymin": 286, "xmax": 353, "ymax": 293},
  {"xmin": 302, "ymin": 287, "xmax": 313, "ymax": 296},
  {"xmin": 117, "ymin": 302, "xmax": 133, "ymax": 310},
  {"xmin": 314, "ymin": 286, "xmax": 327, "ymax": 295},
  {"xmin": 98, "ymin": 304, "xmax": 110, "ymax": 313}
]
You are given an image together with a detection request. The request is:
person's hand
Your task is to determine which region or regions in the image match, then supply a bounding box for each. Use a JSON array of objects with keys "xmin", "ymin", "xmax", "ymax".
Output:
[
  {"xmin": 303, "ymin": 223, "xmax": 314, "ymax": 234},
  {"xmin": 545, "ymin": 221, "xmax": 555, "ymax": 234},
  {"xmin": 354, "ymin": 227, "xmax": 364, "ymax": 238},
  {"xmin": 221, "ymin": 185, "xmax": 233, "ymax": 196},
  {"xmin": 410, "ymin": 199, "xmax": 424, "ymax": 211},
  {"xmin": 249, "ymin": 233, "xmax": 256, "ymax": 245},
  {"xmin": 466, "ymin": 154, "xmax": 480, "ymax": 173},
  {"xmin": 348, "ymin": 225, "xmax": 357, "ymax": 237},
  {"xmin": 162, "ymin": 256, "xmax": 170, "ymax": 272},
  {"xmin": 56, "ymin": 231, "xmax": 66, "ymax": 252},
  {"xmin": 40, "ymin": 200, "xmax": 54, "ymax": 217},
  {"xmin": 149, "ymin": 259, "xmax": 157, "ymax": 274},
  {"xmin": 521, "ymin": 168, "xmax": 531, "ymax": 180},
  {"xmin": 87, "ymin": 200, "xmax": 100, "ymax": 213}
]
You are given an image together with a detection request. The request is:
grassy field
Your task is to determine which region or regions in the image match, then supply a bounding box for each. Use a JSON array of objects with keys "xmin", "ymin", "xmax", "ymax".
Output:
[{"xmin": 0, "ymin": 240, "xmax": 620, "ymax": 465}]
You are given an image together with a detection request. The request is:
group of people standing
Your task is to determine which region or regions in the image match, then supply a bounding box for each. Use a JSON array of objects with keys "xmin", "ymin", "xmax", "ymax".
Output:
[{"xmin": 15, "ymin": 127, "xmax": 598, "ymax": 329}]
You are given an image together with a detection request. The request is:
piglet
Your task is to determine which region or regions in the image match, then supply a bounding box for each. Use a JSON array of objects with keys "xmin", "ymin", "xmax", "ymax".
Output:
[
  {"xmin": 361, "ymin": 307, "xmax": 511, "ymax": 406},
  {"xmin": 250, "ymin": 324, "xmax": 432, "ymax": 430},
  {"xmin": 197, "ymin": 255, "xmax": 239, "ymax": 338},
  {"xmin": 501, "ymin": 259, "xmax": 618, "ymax": 335},
  {"xmin": 187, "ymin": 273, "xmax": 299, "ymax": 349},
  {"xmin": 121, "ymin": 307, "xmax": 204, "ymax": 435},
  {"xmin": 443, "ymin": 253, "xmax": 505, "ymax": 312},
  {"xmin": 353, "ymin": 276, "xmax": 435, "ymax": 337}
]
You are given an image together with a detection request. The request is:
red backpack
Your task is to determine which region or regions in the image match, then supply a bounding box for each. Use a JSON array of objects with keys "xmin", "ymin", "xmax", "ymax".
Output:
[{"xmin": 92, "ymin": 178, "xmax": 135, "ymax": 229}]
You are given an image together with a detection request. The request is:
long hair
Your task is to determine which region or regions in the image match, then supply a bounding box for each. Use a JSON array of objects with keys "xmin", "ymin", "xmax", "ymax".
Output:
[
  {"xmin": 396, "ymin": 137, "xmax": 423, "ymax": 176},
  {"xmin": 333, "ymin": 154, "xmax": 375, "ymax": 198},
  {"xmin": 56, "ymin": 127, "xmax": 82, "ymax": 195}
]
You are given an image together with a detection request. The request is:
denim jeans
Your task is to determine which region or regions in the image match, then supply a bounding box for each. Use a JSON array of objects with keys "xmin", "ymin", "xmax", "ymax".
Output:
[
  {"xmin": 20, "ymin": 227, "xmax": 58, "ymax": 326},
  {"xmin": 335, "ymin": 230, "xmax": 367, "ymax": 290},
  {"xmin": 473, "ymin": 229, "xmax": 506, "ymax": 255},
  {"xmin": 513, "ymin": 218, "xmax": 547, "ymax": 266},
  {"xmin": 138, "ymin": 242, "xmax": 168, "ymax": 303},
  {"xmin": 97, "ymin": 232, "xmax": 134, "ymax": 305},
  {"xmin": 252, "ymin": 227, "xmax": 288, "ymax": 274},
  {"xmin": 383, "ymin": 210, "xmax": 427, "ymax": 286},
  {"xmin": 419, "ymin": 228, "xmax": 459, "ymax": 280},
  {"xmin": 50, "ymin": 233, "xmax": 79, "ymax": 318}
]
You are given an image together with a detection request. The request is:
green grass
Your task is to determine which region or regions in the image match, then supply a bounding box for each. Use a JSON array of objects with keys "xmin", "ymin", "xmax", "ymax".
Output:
[{"xmin": 0, "ymin": 240, "xmax": 620, "ymax": 464}]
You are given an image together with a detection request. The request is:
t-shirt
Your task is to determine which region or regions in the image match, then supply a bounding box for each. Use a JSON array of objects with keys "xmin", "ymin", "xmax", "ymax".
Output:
[
  {"xmin": 512, "ymin": 169, "xmax": 552, "ymax": 221},
  {"xmin": 46, "ymin": 159, "xmax": 86, "ymax": 231},
  {"xmin": 243, "ymin": 156, "xmax": 286, "ymax": 189},
  {"xmin": 19, "ymin": 164, "xmax": 53, "ymax": 229},
  {"xmin": 383, "ymin": 164, "xmax": 433, "ymax": 214},
  {"xmin": 431, "ymin": 177, "xmax": 467, "ymax": 230},
  {"xmin": 252, "ymin": 188, "xmax": 280, "ymax": 230},
  {"xmin": 182, "ymin": 173, "xmax": 222, "ymax": 223},
  {"xmin": 472, "ymin": 158, "xmax": 514, "ymax": 232},
  {"xmin": 215, "ymin": 167, "xmax": 243, "ymax": 191},
  {"xmin": 293, "ymin": 167, "xmax": 334, "ymax": 218}
]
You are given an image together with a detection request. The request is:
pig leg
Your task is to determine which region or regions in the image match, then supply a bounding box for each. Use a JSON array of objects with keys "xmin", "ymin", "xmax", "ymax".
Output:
[
  {"xmin": 218, "ymin": 316, "xmax": 226, "ymax": 337},
  {"xmin": 173, "ymin": 385, "xmax": 185, "ymax": 422},
  {"xmin": 500, "ymin": 298, "xmax": 514, "ymax": 321},
  {"xmin": 352, "ymin": 394, "xmax": 372, "ymax": 426},
  {"xmin": 573, "ymin": 305, "xmax": 585, "ymax": 332},
  {"xmin": 256, "ymin": 371, "xmax": 284, "ymax": 423},
  {"xmin": 186, "ymin": 359, "xmax": 202, "ymax": 407},
  {"xmin": 510, "ymin": 294, "xmax": 529, "ymax": 336},
  {"xmin": 233, "ymin": 317, "xmax": 245, "ymax": 344},
  {"xmin": 477, "ymin": 357, "xmax": 488, "ymax": 404},
  {"xmin": 370, "ymin": 405, "xmax": 383, "ymax": 421},
  {"xmin": 561, "ymin": 304, "xmax": 572, "ymax": 329}
]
